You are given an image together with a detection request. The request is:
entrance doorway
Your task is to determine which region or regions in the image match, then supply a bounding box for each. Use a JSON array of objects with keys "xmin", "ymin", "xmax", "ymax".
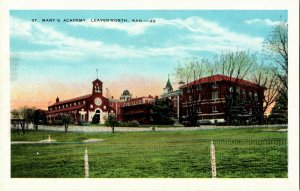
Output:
[{"xmin": 92, "ymin": 110, "xmax": 101, "ymax": 124}]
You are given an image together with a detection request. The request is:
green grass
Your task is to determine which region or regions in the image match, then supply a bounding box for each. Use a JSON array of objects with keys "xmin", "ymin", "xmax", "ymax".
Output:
[{"xmin": 11, "ymin": 125, "xmax": 287, "ymax": 178}]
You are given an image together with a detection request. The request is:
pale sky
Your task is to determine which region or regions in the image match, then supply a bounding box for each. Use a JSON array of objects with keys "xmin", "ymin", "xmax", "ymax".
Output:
[{"xmin": 10, "ymin": 10, "xmax": 287, "ymax": 109}]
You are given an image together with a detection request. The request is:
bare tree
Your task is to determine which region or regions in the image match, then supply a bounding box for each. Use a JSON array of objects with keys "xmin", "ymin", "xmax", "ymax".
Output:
[
  {"xmin": 175, "ymin": 57, "xmax": 214, "ymax": 126},
  {"xmin": 263, "ymin": 21, "xmax": 288, "ymax": 101},
  {"xmin": 11, "ymin": 106, "xmax": 35, "ymax": 133},
  {"xmin": 214, "ymin": 50, "xmax": 258, "ymax": 125},
  {"xmin": 62, "ymin": 113, "xmax": 72, "ymax": 133},
  {"xmin": 252, "ymin": 64, "xmax": 281, "ymax": 116},
  {"xmin": 214, "ymin": 50, "xmax": 256, "ymax": 83}
]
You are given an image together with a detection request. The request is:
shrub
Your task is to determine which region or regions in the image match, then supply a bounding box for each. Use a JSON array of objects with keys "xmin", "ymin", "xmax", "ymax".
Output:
[
  {"xmin": 53, "ymin": 120, "xmax": 63, "ymax": 126},
  {"xmin": 119, "ymin": 121, "xmax": 139, "ymax": 127}
]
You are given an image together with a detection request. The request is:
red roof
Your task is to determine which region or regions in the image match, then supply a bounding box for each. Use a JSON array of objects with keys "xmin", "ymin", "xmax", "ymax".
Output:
[
  {"xmin": 180, "ymin": 74, "xmax": 260, "ymax": 89},
  {"xmin": 47, "ymin": 105, "xmax": 84, "ymax": 114},
  {"xmin": 50, "ymin": 94, "xmax": 92, "ymax": 107}
]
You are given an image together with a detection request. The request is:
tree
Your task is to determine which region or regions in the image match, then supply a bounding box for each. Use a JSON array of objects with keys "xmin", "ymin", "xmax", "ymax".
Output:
[
  {"xmin": 214, "ymin": 50, "xmax": 256, "ymax": 82},
  {"xmin": 62, "ymin": 113, "xmax": 72, "ymax": 133},
  {"xmin": 214, "ymin": 50, "xmax": 258, "ymax": 125},
  {"xmin": 105, "ymin": 114, "xmax": 117, "ymax": 133},
  {"xmin": 33, "ymin": 109, "xmax": 46, "ymax": 131},
  {"xmin": 252, "ymin": 64, "xmax": 282, "ymax": 120},
  {"xmin": 11, "ymin": 106, "xmax": 36, "ymax": 133},
  {"xmin": 175, "ymin": 58, "xmax": 213, "ymax": 126},
  {"xmin": 263, "ymin": 21, "xmax": 288, "ymax": 101},
  {"xmin": 268, "ymin": 89, "xmax": 288, "ymax": 124},
  {"xmin": 151, "ymin": 98, "xmax": 175, "ymax": 125}
]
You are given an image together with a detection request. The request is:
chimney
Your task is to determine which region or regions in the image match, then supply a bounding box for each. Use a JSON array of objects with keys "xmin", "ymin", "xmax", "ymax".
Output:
[{"xmin": 56, "ymin": 97, "xmax": 59, "ymax": 103}]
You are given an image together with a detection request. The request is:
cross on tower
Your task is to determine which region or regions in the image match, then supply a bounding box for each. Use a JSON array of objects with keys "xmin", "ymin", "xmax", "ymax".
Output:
[{"xmin": 96, "ymin": 69, "xmax": 98, "ymax": 79}]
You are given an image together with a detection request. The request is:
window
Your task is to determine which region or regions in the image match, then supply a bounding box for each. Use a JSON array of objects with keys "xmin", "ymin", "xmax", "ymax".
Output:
[
  {"xmin": 249, "ymin": 108, "xmax": 252, "ymax": 114},
  {"xmin": 236, "ymin": 87, "xmax": 240, "ymax": 94},
  {"xmin": 198, "ymin": 94, "xmax": 201, "ymax": 101},
  {"xmin": 189, "ymin": 95, "xmax": 193, "ymax": 102},
  {"xmin": 197, "ymin": 107, "xmax": 201, "ymax": 113},
  {"xmin": 254, "ymin": 92, "xmax": 258, "ymax": 101},
  {"xmin": 212, "ymin": 82, "xmax": 218, "ymax": 89},
  {"xmin": 212, "ymin": 91, "xmax": 218, "ymax": 100},
  {"xmin": 74, "ymin": 102, "xmax": 76, "ymax": 106},
  {"xmin": 90, "ymin": 104, "xmax": 93, "ymax": 108},
  {"xmin": 229, "ymin": 87, "xmax": 233, "ymax": 92},
  {"xmin": 83, "ymin": 101, "xmax": 86, "ymax": 104},
  {"xmin": 197, "ymin": 84, "xmax": 202, "ymax": 90},
  {"xmin": 212, "ymin": 106, "xmax": 218, "ymax": 112}
]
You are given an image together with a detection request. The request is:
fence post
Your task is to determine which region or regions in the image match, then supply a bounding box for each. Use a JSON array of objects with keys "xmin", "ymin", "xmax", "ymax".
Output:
[
  {"xmin": 210, "ymin": 141, "xmax": 217, "ymax": 178},
  {"xmin": 84, "ymin": 147, "xmax": 89, "ymax": 178}
]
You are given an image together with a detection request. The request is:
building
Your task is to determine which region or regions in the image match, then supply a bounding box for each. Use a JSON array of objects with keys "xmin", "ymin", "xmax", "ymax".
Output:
[
  {"xmin": 109, "ymin": 90, "xmax": 133, "ymax": 121},
  {"xmin": 46, "ymin": 79, "xmax": 115, "ymax": 124},
  {"xmin": 179, "ymin": 74, "xmax": 264, "ymax": 124},
  {"xmin": 121, "ymin": 96, "xmax": 156, "ymax": 124},
  {"xmin": 161, "ymin": 76, "xmax": 183, "ymax": 123}
]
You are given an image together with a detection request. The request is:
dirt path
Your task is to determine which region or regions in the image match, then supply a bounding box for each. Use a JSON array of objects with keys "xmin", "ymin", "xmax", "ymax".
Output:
[{"xmin": 30, "ymin": 124, "xmax": 286, "ymax": 133}]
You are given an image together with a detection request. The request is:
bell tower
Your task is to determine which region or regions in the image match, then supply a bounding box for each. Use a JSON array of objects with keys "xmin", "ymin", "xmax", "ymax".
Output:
[{"xmin": 92, "ymin": 79, "xmax": 103, "ymax": 95}]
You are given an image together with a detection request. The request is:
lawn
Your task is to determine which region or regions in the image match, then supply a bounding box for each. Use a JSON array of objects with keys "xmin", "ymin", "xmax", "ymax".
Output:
[{"xmin": 11, "ymin": 125, "xmax": 288, "ymax": 178}]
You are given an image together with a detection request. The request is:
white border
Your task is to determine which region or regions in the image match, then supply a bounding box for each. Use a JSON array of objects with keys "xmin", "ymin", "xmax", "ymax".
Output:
[{"xmin": 0, "ymin": 0, "xmax": 299, "ymax": 191}]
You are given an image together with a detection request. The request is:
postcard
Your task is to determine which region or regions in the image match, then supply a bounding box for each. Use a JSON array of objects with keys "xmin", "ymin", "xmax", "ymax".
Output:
[{"xmin": 0, "ymin": 0, "xmax": 299, "ymax": 191}]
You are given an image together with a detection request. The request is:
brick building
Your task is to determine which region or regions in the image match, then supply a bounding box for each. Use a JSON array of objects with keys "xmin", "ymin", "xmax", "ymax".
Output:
[
  {"xmin": 109, "ymin": 90, "xmax": 133, "ymax": 121},
  {"xmin": 121, "ymin": 96, "xmax": 156, "ymax": 124},
  {"xmin": 180, "ymin": 74, "xmax": 264, "ymax": 124},
  {"xmin": 46, "ymin": 79, "xmax": 115, "ymax": 124}
]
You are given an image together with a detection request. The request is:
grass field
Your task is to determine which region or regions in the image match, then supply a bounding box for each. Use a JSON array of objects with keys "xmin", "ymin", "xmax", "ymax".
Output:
[{"xmin": 11, "ymin": 126, "xmax": 288, "ymax": 178}]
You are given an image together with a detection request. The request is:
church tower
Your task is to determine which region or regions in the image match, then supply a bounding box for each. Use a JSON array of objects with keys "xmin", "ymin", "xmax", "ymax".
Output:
[
  {"xmin": 163, "ymin": 75, "xmax": 173, "ymax": 94},
  {"xmin": 92, "ymin": 79, "xmax": 103, "ymax": 95}
]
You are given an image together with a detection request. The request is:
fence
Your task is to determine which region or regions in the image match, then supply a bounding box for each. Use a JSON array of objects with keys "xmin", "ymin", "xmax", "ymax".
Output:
[{"xmin": 11, "ymin": 137, "xmax": 287, "ymax": 178}]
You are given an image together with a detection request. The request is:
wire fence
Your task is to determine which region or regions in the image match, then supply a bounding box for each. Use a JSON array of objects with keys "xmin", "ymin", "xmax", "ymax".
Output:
[{"xmin": 11, "ymin": 138, "xmax": 287, "ymax": 178}]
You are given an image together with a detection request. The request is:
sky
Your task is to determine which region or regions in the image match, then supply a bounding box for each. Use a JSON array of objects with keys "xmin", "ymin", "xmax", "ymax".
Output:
[{"xmin": 10, "ymin": 10, "xmax": 287, "ymax": 110}]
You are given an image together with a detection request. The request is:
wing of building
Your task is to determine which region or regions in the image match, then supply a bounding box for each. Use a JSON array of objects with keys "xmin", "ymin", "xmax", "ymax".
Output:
[
  {"xmin": 46, "ymin": 79, "xmax": 115, "ymax": 124},
  {"xmin": 179, "ymin": 74, "xmax": 265, "ymax": 125}
]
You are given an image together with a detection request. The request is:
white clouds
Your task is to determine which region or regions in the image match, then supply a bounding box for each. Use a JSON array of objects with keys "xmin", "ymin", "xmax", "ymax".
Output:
[
  {"xmin": 10, "ymin": 16, "xmax": 148, "ymax": 60},
  {"xmin": 10, "ymin": 15, "xmax": 265, "ymax": 62},
  {"xmin": 157, "ymin": 17, "xmax": 227, "ymax": 35},
  {"xmin": 69, "ymin": 16, "xmax": 264, "ymax": 53},
  {"xmin": 69, "ymin": 16, "xmax": 229, "ymax": 36},
  {"xmin": 245, "ymin": 18, "xmax": 281, "ymax": 26},
  {"xmin": 70, "ymin": 19, "xmax": 155, "ymax": 35},
  {"xmin": 165, "ymin": 17, "xmax": 264, "ymax": 52}
]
